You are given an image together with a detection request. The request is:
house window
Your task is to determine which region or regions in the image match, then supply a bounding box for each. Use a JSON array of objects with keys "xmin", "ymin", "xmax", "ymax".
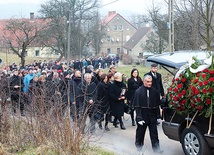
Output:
[
  {"xmin": 117, "ymin": 48, "xmax": 120, "ymax": 53},
  {"xmin": 107, "ymin": 48, "xmax": 111, "ymax": 53},
  {"xmin": 107, "ymin": 36, "xmax": 111, "ymax": 42},
  {"xmin": 119, "ymin": 25, "xmax": 123, "ymax": 30},
  {"xmin": 113, "ymin": 25, "xmax": 117, "ymax": 31},
  {"xmin": 35, "ymin": 50, "xmax": 40, "ymax": 56}
]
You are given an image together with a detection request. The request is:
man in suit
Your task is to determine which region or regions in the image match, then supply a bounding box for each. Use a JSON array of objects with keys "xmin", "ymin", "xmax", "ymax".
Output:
[
  {"xmin": 145, "ymin": 63, "xmax": 165, "ymax": 124},
  {"xmin": 132, "ymin": 75, "xmax": 163, "ymax": 154}
]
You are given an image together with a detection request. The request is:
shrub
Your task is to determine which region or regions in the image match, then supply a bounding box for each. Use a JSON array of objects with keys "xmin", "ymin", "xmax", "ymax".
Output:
[{"xmin": 121, "ymin": 54, "xmax": 133, "ymax": 65}]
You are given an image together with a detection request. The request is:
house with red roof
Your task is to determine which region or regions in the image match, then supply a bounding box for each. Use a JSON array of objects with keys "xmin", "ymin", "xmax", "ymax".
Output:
[
  {"xmin": 100, "ymin": 11, "xmax": 137, "ymax": 55},
  {"xmin": 0, "ymin": 13, "xmax": 59, "ymax": 59}
]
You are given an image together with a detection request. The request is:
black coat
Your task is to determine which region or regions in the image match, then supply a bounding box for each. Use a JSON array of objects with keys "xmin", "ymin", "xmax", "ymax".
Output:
[
  {"xmin": 77, "ymin": 80, "xmax": 97, "ymax": 113},
  {"xmin": 10, "ymin": 75, "xmax": 23, "ymax": 100},
  {"xmin": 145, "ymin": 71, "xmax": 164, "ymax": 96},
  {"xmin": 97, "ymin": 81, "xmax": 110, "ymax": 113},
  {"xmin": 126, "ymin": 77, "xmax": 143, "ymax": 101},
  {"xmin": 70, "ymin": 77, "xmax": 82, "ymax": 103},
  {"xmin": 108, "ymin": 80, "xmax": 126, "ymax": 117},
  {"xmin": 131, "ymin": 85, "xmax": 161, "ymax": 124}
]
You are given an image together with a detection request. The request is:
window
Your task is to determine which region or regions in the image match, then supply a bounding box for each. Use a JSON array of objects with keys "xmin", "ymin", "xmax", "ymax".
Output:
[
  {"xmin": 107, "ymin": 48, "xmax": 111, "ymax": 53},
  {"xmin": 117, "ymin": 48, "xmax": 120, "ymax": 53},
  {"xmin": 113, "ymin": 25, "xmax": 117, "ymax": 31},
  {"xmin": 107, "ymin": 36, "xmax": 111, "ymax": 42},
  {"xmin": 119, "ymin": 25, "xmax": 123, "ymax": 30},
  {"xmin": 126, "ymin": 35, "xmax": 130, "ymax": 41},
  {"xmin": 35, "ymin": 50, "xmax": 40, "ymax": 56}
]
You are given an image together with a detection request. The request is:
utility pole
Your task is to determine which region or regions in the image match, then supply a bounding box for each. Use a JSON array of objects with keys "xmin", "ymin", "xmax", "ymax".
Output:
[
  {"xmin": 168, "ymin": 0, "xmax": 174, "ymax": 52},
  {"xmin": 67, "ymin": 11, "xmax": 71, "ymax": 63}
]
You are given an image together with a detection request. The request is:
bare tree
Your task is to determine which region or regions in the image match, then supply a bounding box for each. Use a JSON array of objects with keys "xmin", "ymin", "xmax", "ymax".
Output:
[
  {"xmin": 139, "ymin": 2, "xmax": 168, "ymax": 54},
  {"xmin": 2, "ymin": 18, "xmax": 45, "ymax": 66},
  {"xmin": 39, "ymin": 0, "xmax": 100, "ymax": 61}
]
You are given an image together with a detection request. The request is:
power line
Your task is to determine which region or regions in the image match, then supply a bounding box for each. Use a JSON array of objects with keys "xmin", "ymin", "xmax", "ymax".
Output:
[{"xmin": 102, "ymin": 0, "xmax": 119, "ymax": 7}]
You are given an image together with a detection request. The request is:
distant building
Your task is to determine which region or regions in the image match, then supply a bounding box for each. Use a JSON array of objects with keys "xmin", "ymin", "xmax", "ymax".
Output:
[
  {"xmin": 0, "ymin": 13, "xmax": 59, "ymax": 58},
  {"xmin": 100, "ymin": 11, "xmax": 137, "ymax": 56}
]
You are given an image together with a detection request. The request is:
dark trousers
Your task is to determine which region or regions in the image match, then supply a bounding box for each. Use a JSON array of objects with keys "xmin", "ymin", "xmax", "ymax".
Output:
[{"xmin": 135, "ymin": 121, "xmax": 160, "ymax": 151}]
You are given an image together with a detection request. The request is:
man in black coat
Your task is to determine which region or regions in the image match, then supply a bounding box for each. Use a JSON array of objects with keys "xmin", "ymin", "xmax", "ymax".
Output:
[
  {"xmin": 131, "ymin": 74, "xmax": 163, "ymax": 154},
  {"xmin": 77, "ymin": 73, "xmax": 97, "ymax": 133},
  {"xmin": 145, "ymin": 63, "xmax": 165, "ymax": 123}
]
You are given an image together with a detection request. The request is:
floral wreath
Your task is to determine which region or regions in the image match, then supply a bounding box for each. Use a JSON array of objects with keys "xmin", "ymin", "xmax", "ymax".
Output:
[{"xmin": 167, "ymin": 53, "xmax": 214, "ymax": 118}]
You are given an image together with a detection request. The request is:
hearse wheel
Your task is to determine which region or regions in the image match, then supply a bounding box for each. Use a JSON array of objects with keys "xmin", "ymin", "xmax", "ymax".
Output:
[{"xmin": 181, "ymin": 126, "xmax": 211, "ymax": 155}]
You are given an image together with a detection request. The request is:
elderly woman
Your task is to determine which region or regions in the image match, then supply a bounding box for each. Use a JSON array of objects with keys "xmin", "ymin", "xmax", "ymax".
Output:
[{"xmin": 108, "ymin": 72, "xmax": 126, "ymax": 130}]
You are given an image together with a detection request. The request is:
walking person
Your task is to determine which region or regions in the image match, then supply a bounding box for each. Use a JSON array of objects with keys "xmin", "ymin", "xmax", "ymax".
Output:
[
  {"xmin": 145, "ymin": 63, "xmax": 165, "ymax": 124},
  {"xmin": 109, "ymin": 72, "xmax": 126, "ymax": 130},
  {"xmin": 77, "ymin": 73, "xmax": 97, "ymax": 134},
  {"xmin": 126, "ymin": 68, "xmax": 143, "ymax": 126},
  {"xmin": 131, "ymin": 75, "xmax": 163, "ymax": 154},
  {"xmin": 10, "ymin": 69, "xmax": 24, "ymax": 116},
  {"xmin": 97, "ymin": 74, "xmax": 110, "ymax": 131}
]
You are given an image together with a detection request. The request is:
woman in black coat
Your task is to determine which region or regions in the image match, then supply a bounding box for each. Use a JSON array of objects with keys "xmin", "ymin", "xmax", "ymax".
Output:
[
  {"xmin": 109, "ymin": 72, "xmax": 126, "ymax": 130},
  {"xmin": 126, "ymin": 68, "xmax": 143, "ymax": 126},
  {"xmin": 97, "ymin": 74, "xmax": 110, "ymax": 131}
]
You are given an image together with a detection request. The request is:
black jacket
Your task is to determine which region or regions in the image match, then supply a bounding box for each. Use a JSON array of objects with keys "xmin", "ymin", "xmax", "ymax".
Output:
[
  {"xmin": 126, "ymin": 77, "xmax": 143, "ymax": 101},
  {"xmin": 97, "ymin": 81, "xmax": 110, "ymax": 113},
  {"xmin": 131, "ymin": 85, "xmax": 161, "ymax": 124},
  {"xmin": 108, "ymin": 80, "xmax": 126, "ymax": 117}
]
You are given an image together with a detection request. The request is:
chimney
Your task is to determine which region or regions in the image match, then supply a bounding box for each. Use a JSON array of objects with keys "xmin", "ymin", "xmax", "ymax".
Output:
[
  {"xmin": 30, "ymin": 12, "xmax": 34, "ymax": 20},
  {"xmin": 108, "ymin": 11, "xmax": 116, "ymax": 16}
]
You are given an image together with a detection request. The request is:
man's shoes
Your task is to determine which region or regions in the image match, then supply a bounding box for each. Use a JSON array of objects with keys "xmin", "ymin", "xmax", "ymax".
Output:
[
  {"xmin": 120, "ymin": 124, "xmax": 126, "ymax": 130},
  {"xmin": 132, "ymin": 121, "xmax": 136, "ymax": 126},
  {"xmin": 105, "ymin": 126, "xmax": 110, "ymax": 131}
]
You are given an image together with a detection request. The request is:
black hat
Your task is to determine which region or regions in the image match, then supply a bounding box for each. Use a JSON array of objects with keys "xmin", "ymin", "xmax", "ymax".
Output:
[
  {"xmin": 151, "ymin": 63, "xmax": 158, "ymax": 67},
  {"xmin": 63, "ymin": 71, "xmax": 69, "ymax": 77},
  {"xmin": 85, "ymin": 69, "xmax": 92, "ymax": 74}
]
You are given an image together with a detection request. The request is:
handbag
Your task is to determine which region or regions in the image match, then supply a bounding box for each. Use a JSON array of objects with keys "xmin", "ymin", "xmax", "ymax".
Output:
[{"xmin": 124, "ymin": 103, "xmax": 133, "ymax": 114}]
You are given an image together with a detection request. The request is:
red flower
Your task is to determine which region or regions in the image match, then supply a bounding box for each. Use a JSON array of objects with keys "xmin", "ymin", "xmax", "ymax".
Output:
[
  {"xmin": 178, "ymin": 93, "xmax": 182, "ymax": 98},
  {"xmin": 209, "ymin": 77, "xmax": 214, "ymax": 82},
  {"xmin": 203, "ymin": 69, "xmax": 209, "ymax": 73},
  {"xmin": 199, "ymin": 82, "xmax": 203, "ymax": 87},
  {"xmin": 194, "ymin": 78, "xmax": 198, "ymax": 83},
  {"xmin": 190, "ymin": 104, "xmax": 195, "ymax": 108},
  {"xmin": 209, "ymin": 87, "xmax": 213, "ymax": 93},
  {"xmin": 197, "ymin": 98, "xmax": 201, "ymax": 102},
  {"xmin": 181, "ymin": 90, "xmax": 186, "ymax": 95},
  {"xmin": 204, "ymin": 80, "xmax": 209, "ymax": 85},
  {"xmin": 177, "ymin": 83, "xmax": 183, "ymax": 89},
  {"xmin": 175, "ymin": 78, "xmax": 180, "ymax": 81},
  {"xmin": 173, "ymin": 96, "xmax": 178, "ymax": 101},
  {"xmin": 209, "ymin": 70, "xmax": 214, "ymax": 75},
  {"xmin": 202, "ymin": 88, "xmax": 207, "ymax": 94},
  {"xmin": 181, "ymin": 78, "xmax": 186, "ymax": 83},
  {"xmin": 168, "ymin": 87, "xmax": 172, "ymax": 91},
  {"xmin": 202, "ymin": 73, "xmax": 206, "ymax": 78},
  {"xmin": 196, "ymin": 72, "xmax": 201, "ymax": 77},
  {"xmin": 173, "ymin": 88, "xmax": 178, "ymax": 93},
  {"xmin": 197, "ymin": 105, "xmax": 202, "ymax": 111},
  {"xmin": 195, "ymin": 89, "xmax": 200, "ymax": 95},
  {"xmin": 206, "ymin": 99, "xmax": 211, "ymax": 105}
]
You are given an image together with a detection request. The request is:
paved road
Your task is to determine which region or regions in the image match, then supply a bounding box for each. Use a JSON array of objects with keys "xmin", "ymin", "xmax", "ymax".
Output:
[{"xmin": 90, "ymin": 114, "xmax": 184, "ymax": 155}]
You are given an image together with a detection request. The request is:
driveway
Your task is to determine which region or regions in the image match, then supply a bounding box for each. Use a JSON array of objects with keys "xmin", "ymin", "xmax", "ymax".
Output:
[{"xmin": 90, "ymin": 114, "xmax": 184, "ymax": 155}]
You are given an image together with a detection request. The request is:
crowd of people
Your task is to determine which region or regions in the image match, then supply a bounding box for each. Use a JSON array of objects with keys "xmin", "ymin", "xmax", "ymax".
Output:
[{"xmin": 0, "ymin": 58, "xmax": 165, "ymax": 154}]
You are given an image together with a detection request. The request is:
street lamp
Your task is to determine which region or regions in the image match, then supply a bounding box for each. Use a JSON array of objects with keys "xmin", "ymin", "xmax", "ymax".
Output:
[{"xmin": 67, "ymin": 11, "xmax": 71, "ymax": 63}]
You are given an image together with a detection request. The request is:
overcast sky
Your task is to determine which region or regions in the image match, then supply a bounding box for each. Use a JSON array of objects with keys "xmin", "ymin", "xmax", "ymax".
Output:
[{"xmin": 0, "ymin": 0, "xmax": 167, "ymax": 19}]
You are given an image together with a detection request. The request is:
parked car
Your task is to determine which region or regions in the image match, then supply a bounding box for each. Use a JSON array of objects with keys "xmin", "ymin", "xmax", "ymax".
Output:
[{"xmin": 147, "ymin": 50, "xmax": 214, "ymax": 155}]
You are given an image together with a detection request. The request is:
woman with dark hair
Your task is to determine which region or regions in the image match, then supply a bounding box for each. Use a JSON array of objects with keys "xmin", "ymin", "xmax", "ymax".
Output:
[
  {"xmin": 97, "ymin": 73, "xmax": 110, "ymax": 131},
  {"xmin": 126, "ymin": 68, "xmax": 143, "ymax": 126}
]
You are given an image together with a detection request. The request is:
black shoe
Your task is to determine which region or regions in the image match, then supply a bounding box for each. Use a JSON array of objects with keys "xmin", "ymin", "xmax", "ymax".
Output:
[
  {"xmin": 120, "ymin": 124, "xmax": 126, "ymax": 130},
  {"xmin": 132, "ymin": 121, "xmax": 136, "ymax": 126},
  {"xmin": 105, "ymin": 126, "xmax": 110, "ymax": 131},
  {"xmin": 21, "ymin": 113, "xmax": 25, "ymax": 117},
  {"xmin": 98, "ymin": 122, "xmax": 103, "ymax": 129}
]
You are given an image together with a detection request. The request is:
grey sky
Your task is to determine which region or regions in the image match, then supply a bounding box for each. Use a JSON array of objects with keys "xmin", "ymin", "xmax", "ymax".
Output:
[{"xmin": 0, "ymin": 0, "xmax": 167, "ymax": 19}]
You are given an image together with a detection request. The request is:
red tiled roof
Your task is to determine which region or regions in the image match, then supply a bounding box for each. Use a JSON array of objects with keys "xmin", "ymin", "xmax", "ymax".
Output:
[{"xmin": 0, "ymin": 17, "xmax": 51, "ymax": 48}]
